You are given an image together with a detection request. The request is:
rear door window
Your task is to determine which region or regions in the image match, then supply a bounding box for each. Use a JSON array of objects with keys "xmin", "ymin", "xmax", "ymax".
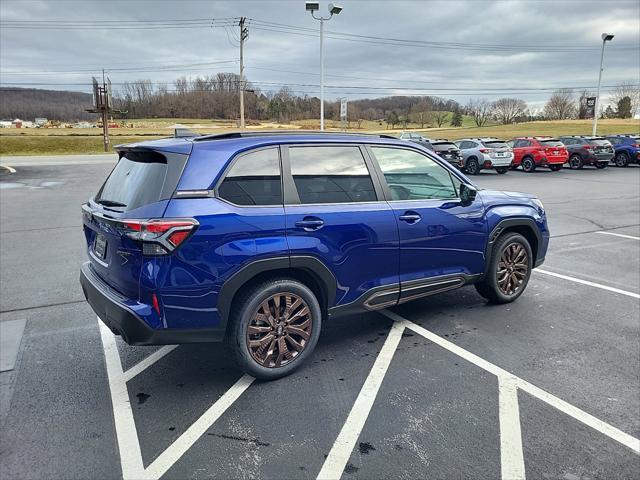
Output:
[
  {"xmin": 288, "ymin": 146, "xmax": 377, "ymax": 204},
  {"xmin": 97, "ymin": 151, "xmax": 169, "ymax": 211},
  {"xmin": 218, "ymin": 148, "xmax": 282, "ymax": 206},
  {"xmin": 372, "ymin": 147, "xmax": 458, "ymax": 201}
]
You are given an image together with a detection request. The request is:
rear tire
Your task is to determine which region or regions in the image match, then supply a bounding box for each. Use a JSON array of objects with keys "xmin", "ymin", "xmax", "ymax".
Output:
[
  {"xmin": 465, "ymin": 157, "xmax": 480, "ymax": 175},
  {"xmin": 569, "ymin": 154, "xmax": 583, "ymax": 170},
  {"xmin": 521, "ymin": 157, "xmax": 536, "ymax": 173},
  {"xmin": 474, "ymin": 232, "xmax": 533, "ymax": 304},
  {"xmin": 615, "ymin": 152, "xmax": 630, "ymax": 167},
  {"xmin": 495, "ymin": 167, "xmax": 508, "ymax": 174},
  {"xmin": 548, "ymin": 164, "xmax": 562, "ymax": 171},
  {"xmin": 229, "ymin": 278, "xmax": 322, "ymax": 380}
]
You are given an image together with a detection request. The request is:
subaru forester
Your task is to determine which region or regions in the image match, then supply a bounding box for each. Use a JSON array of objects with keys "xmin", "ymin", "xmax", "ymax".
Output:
[{"xmin": 80, "ymin": 132, "xmax": 549, "ymax": 380}]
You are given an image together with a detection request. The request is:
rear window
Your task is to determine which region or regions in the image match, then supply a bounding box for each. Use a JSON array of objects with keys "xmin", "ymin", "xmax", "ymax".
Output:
[
  {"xmin": 540, "ymin": 140, "xmax": 564, "ymax": 147},
  {"xmin": 97, "ymin": 152, "xmax": 168, "ymax": 211},
  {"xmin": 483, "ymin": 141, "xmax": 509, "ymax": 149},
  {"xmin": 432, "ymin": 142, "xmax": 457, "ymax": 150},
  {"xmin": 587, "ymin": 138, "xmax": 611, "ymax": 146}
]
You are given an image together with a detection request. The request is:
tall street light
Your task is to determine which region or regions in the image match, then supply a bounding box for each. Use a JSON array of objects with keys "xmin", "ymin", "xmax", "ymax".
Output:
[
  {"xmin": 593, "ymin": 32, "xmax": 614, "ymax": 135},
  {"xmin": 306, "ymin": 2, "xmax": 343, "ymax": 131}
]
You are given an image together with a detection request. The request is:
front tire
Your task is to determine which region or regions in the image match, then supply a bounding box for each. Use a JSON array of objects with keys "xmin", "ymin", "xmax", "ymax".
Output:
[
  {"xmin": 549, "ymin": 164, "xmax": 562, "ymax": 171},
  {"xmin": 465, "ymin": 157, "xmax": 480, "ymax": 175},
  {"xmin": 569, "ymin": 154, "xmax": 583, "ymax": 169},
  {"xmin": 475, "ymin": 232, "xmax": 533, "ymax": 304},
  {"xmin": 496, "ymin": 167, "xmax": 508, "ymax": 174},
  {"xmin": 521, "ymin": 157, "xmax": 536, "ymax": 173},
  {"xmin": 615, "ymin": 152, "xmax": 630, "ymax": 167},
  {"xmin": 229, "ymin": 279, "xmax": 322, "ymax": 380},
  {"xmin": 595, "ymin": 162, "xmax": 608, "ymax": 169}
]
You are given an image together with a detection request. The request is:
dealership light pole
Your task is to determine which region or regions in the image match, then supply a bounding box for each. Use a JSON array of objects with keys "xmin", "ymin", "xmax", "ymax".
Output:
[
  {"xmin": 592, "ymin": 32, "xmax": 614, "ymax": 135},
  {"xmin": 306, "ymin": 2, "xmax": 343, "ymax": 131}
]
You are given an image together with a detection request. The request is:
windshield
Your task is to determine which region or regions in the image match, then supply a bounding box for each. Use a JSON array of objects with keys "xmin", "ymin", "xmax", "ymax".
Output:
[
  {"xmin": 541, "ymin": 140, "xmax": 564, "ymax": 147},
  {"xmin": 96, "ymin": 152, "xmax": 168, "ymax": 211}
]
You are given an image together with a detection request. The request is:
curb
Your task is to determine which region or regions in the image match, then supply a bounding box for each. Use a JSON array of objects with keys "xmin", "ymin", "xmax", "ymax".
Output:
[{"xmin": 0, "ymin": 165, "xmax": 16, "ymax": 174}]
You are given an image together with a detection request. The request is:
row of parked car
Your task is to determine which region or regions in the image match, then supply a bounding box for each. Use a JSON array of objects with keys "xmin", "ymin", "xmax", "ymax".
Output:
[{"xmin": 398, "ymin": 132, "xmax": 640, "ymax": 174}]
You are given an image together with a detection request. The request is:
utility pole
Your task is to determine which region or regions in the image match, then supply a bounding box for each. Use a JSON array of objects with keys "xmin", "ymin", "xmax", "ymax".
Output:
[
  {"xmin": 87, "ymin": 72, "xmax": 124, "ymax": 152},
  {"xmin": 101, "ymin": 70, "xmax": 109, "ymax": 151},
  {"xmin": 239, "ymin": 17, "xmax": 248, "ymax": 130}
]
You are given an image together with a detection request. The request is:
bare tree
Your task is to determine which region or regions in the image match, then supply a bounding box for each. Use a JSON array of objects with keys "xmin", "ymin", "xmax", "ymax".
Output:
[
  {"xmin": 610, "ymin": 81, "xmax": 640, "ymax": 117},
  {"xmin": 492, "ymin": 98, "xmax": 527, "ymax": 124},
  {"xmin": 466, "ymin": 98, "xmax": 492, "ymax": 127},
  {"xmin": 544, "ymin": 89, "xmax": 576, "ymax": 120},
  {"xmin": 432, "ymin": 110, "xmax": 449, "ymax": 127}
]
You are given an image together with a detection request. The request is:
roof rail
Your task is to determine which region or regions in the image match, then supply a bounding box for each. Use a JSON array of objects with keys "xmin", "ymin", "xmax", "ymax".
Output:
[{"xmin": 192, "ymin": 130, "xmax": 399, "ymax": 142}]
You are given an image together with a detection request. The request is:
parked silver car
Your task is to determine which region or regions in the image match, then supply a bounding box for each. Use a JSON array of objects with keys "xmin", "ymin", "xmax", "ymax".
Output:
[
  {"xmin": 398, "ymin": 132, "xmax": 433, "ymax": 150},
  {"xmin": 454, "ymin": 138, "xmax": 514, "ymax": 175}
]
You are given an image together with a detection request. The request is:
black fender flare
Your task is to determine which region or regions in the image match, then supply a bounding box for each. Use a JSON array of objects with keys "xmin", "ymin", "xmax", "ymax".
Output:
[
  {"xmin": 484, "ymin": 218, "xmax": 542, "ymax": 275},
  {"xmin": 217, "ymin": 255, "xmax": 337, "ymax": 328}
]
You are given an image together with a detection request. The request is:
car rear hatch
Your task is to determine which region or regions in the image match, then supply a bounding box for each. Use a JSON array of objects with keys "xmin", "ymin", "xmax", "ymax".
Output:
[
  {"xmin": 432, "ymin": 142, "xmax": 461, "ymax": 162},
  {"xmin": 539, "ymin": 139, "xmax": 567, "ymax": 160},
  {"xmin": 483, "ymin": 141, "xmax": 511, "ymax": 158},
  {"xmin": 588, "ymin": 138, "xmax": 614, "ymax": 157},
  {"xmin": 82, "ymin": 148, "xmax": 188, "ymax": 298}
]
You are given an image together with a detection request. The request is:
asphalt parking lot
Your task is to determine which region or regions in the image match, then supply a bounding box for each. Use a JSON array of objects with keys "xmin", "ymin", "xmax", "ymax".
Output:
[{"xmin": 1, "ymin": 158, "xmax": 639, "ymax": 480}]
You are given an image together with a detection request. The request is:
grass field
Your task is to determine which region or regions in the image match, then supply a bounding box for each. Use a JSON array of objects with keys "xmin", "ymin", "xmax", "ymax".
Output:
[{"xmin": 1, "ymin": 118, "xmax": 638, "ymax": 156}]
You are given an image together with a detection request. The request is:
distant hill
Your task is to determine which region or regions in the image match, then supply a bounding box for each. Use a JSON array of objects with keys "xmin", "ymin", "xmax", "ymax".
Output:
[{"xmin": 0, "ymin": 87, "xmax": 96, "ymax": 122}]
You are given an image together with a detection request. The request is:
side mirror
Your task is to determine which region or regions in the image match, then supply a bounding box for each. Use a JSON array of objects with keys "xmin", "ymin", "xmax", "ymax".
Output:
[{"xmin": 460, "ymin": 183, "xmax": 477, "ymax": 206}]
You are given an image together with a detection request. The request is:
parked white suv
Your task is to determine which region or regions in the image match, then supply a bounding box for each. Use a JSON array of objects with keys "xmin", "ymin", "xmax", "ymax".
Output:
[{"xmin": 454, "ymin": 138, "xmax": 514, "ymax": 175}]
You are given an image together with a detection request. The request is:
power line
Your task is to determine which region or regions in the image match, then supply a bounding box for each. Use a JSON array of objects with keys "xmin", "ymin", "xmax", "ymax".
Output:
[{"xmin": 2, "ymin": 16, "xmax": 637, "ymax": 52}]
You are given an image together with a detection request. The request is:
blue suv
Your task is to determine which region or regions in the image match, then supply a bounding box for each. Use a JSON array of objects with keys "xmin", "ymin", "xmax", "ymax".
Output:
[
  {"xmin": 80, "ymin": 132, "xmax": 549, "ymax": 380},
  {"xmin": 605, "ymin": 134, "xmax": 640, "ymax": 167}
]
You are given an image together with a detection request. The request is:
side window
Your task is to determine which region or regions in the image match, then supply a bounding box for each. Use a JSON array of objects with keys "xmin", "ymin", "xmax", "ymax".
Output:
[
  {"xmin": 218, "ymin": 148, "xmax": 282, "ymax": 206},
  {"xmin": 372, "ymin": 147, "xmax": 458, "ymax": 201},
  {"xmin": 288, "ymin": 146, "xmax": 377, "ymax": 204}
]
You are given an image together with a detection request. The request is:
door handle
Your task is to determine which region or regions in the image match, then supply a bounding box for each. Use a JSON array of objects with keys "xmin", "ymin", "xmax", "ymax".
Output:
[
  {"xmin": 399, "ymin": 212, "xmax": 421, "ymax": 224},
  {"xmin": 295, "ymin": 217, "xmax": 325, "ymax": 231}
]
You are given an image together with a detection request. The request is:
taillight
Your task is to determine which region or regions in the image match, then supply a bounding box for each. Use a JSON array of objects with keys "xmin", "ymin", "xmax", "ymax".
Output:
[
  {"xmin": 120, "ymin": 218, "xmax": 198, "ymax": 255},
  {"xmin": 583, "ymin": 145, "xmax": 592, "ymax": 150},
  {"xmin": 633, "ymin": 144, "xmax": 640, "ymax": 148},
  {"xmin": 479, "ymin": 148, "xmax": 493, "ymax": 154}
]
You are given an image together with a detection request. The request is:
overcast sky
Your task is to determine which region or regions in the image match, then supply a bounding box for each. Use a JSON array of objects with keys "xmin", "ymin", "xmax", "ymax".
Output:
[{"xmin": 1, "ymin": 0, "xmax": 639, "ymax": 111}]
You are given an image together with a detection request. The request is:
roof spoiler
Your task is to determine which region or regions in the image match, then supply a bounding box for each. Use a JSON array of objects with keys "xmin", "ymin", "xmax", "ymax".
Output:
[{"xmin": 174, "ymin": 128, "xmax": 201, "ymax": 138}]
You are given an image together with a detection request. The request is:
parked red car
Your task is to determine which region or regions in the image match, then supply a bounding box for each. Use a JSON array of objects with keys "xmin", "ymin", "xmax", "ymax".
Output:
[{"xmin": 507, "ymin": 137, "xmax": 569, "ymax": 172}]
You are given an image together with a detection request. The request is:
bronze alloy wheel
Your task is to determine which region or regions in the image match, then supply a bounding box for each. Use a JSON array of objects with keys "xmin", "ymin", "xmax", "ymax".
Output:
[
  {"xmin": 246, "ymin": 292, "xmax": 312, "ymax": 368},
  {"xmin": 497, "ymin": 242, "xmax": 529, "ymax": 296}
]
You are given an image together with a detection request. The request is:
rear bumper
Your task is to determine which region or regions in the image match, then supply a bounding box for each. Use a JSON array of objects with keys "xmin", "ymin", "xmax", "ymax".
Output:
[{"xmin": 80, "ymin": 262, "xmax": 225, "ymax": 345}]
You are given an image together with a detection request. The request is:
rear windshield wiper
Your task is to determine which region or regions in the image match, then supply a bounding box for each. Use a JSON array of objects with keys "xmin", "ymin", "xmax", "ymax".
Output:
[{"xmin": 96, "ymin": 199, "xmax": 127, "ymax": 207}]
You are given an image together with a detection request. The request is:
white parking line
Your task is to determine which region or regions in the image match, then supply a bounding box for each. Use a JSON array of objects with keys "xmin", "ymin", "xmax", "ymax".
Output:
[
  {"xmin": 142, "ymin": 374, "xmax": 254, "ymax": 480},
  {"xmin": 596, "ymin": 231, "xmax": 640, "ymax": 241},
  {"xmin": 535, "ymin": 269, "xmax": 640, "ymax": 299},
  {"xmin": 383, "ymin": 310, "xmax": 640, "ymax": 456},
  {"xmin": 499, "ymin": 376, "xmax": 526, "ymax": 480},
  {"xmin": 98, "ymin": 320, "xmax": 145, "ymax": 478},
  {"xmin": 317, "ymin": 320, "xmax": 406, "ymax": 480},
  {"xmin": 122, "ymin": 345, "xmax": 178, "ymax": 382},
  {"xmin": 98, "ymin": 317, "xmax": 254, "ymax": 480}
]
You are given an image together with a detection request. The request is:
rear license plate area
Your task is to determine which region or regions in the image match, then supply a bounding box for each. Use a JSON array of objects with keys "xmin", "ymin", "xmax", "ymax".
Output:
[{"xmin": 94, "ymin": 234, "xmax": 107, "ymax": 259}]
